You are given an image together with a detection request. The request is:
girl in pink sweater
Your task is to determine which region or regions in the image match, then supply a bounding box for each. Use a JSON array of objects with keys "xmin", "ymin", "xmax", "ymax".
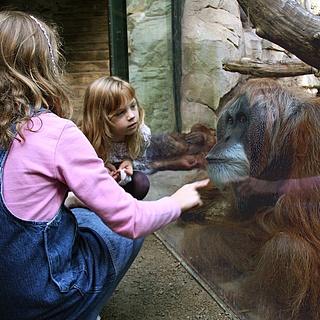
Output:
[{"xmin": 0, "ymin": 10, "xmax": 208, "ymax": 320}]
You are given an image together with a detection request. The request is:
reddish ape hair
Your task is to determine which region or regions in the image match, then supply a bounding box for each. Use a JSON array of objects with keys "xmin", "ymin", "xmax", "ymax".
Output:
[{"xmin": 183, "ymin": 79, "xmax": 320, "ymax": 320}]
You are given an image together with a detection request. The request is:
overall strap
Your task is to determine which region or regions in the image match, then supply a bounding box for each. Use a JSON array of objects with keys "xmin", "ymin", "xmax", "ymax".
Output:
[
  {"xmin": 0, "ymin": 148, "xmax": 10, "ymax": 210},
  {"xmin": 0, "ymin": 147, "xmax": 9, "ymax": 176},
  {"xmin": 0, "ymin": 148, "xmax": 9, "ymax": 172},
  {"xmin": 29, "ymin": 105, "xmax": 50, "ymax": 115}
]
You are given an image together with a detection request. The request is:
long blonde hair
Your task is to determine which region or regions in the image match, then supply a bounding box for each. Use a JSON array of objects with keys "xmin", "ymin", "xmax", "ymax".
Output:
[
  {"xmin": 80, "ymin": 76, "xmax": 145, "ymax": 163},
  {"xmin": 0, "ymin": 10, "xmax": 72, "ymax": 149}
]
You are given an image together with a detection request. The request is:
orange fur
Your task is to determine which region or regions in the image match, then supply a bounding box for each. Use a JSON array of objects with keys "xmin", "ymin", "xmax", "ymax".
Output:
[{"xmin": 182, "ymin": 79, "xmax": 320, "ymax": 320}]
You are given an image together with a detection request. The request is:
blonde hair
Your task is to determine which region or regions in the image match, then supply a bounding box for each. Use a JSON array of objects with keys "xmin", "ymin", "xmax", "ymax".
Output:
[
  {"xmin": 80, "ymin": 76, "xmax": 145, "ymax": 163},
  {"xmin": 0, "ymin": 10, "xmax": 72, "ymax": 149}
]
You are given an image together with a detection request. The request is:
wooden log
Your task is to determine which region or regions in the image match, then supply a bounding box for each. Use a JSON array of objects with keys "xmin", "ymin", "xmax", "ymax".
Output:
[{"xmin": 222, "ymin": 58, "xmax": 316, "ymax": 77}]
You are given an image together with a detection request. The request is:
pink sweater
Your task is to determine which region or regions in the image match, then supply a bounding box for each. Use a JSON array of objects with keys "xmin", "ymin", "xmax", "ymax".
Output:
[{"xmin": 3, "ymin": 112, "xmax": 181, "ymax": 239}]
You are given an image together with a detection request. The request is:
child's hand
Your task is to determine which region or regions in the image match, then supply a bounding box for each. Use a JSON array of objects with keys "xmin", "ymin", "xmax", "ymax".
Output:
[
  {"xmin": 106, "ymin": 162, "xmax": 117, "ymax": 174},
  {"xmin": 170, "ymin": 179, "xmax": 210, "ymax": 212},
  {"xmin": 106, "ymin": 162, "xmax": 120, "ymax": 181},
  {"xmin": 118, "ymin": 159, "xmax": 133, "ymax": 176},
  {"xmin": 117, "ymin": 159, "xmax": 133, "ymax": 186}
]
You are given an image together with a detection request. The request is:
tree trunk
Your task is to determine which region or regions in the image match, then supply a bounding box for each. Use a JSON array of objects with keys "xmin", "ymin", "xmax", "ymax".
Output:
[{"xmin": 237, "ymin": 0, "xmax": 320, "ymax": 70}]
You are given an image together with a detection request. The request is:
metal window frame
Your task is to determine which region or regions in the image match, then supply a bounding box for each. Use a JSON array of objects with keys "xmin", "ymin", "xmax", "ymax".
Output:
[
  {"xmin": 108, "ymin": 0, "xmax": 129, "ymax": 81},
  {"xmin": 108, "ymin": 0, "xmax": 184, "ymax": 131}
]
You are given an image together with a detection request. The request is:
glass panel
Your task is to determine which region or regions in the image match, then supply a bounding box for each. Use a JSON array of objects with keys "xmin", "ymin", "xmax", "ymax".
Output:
[{"xmin": 127, "ymin": 2, "xmax": 320, "ymax": 320}]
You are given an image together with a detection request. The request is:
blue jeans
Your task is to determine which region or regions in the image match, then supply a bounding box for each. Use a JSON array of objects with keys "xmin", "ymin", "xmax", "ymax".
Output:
[
  {"xmin": 71, "ymin": 207, "xmax": 144, "ymax": 320},
  {"xmin": 0, "ymin": 199, "xmax": 143, "ymax": 319}
]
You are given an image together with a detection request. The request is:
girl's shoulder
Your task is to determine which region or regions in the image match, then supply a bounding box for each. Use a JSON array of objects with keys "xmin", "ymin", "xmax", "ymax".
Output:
[
  {"xmin": 40, "ymin": 112, "xmax": 77, "ymax": 133},
  {"xmin": 24, "ymin": 111, "xmax": 75, "ymax": 132},
  {"xmin": 20, "ymin": 111, "xmax": 80, "ymax": 147},
  {"xmin": 140, "ymin": 123, "xmax": 151, "ymax": 141}
]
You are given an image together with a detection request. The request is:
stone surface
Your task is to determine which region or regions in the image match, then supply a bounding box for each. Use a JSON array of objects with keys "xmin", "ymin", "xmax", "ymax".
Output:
[
  {"xmin": 127, "ymin": 0, "xmax": 320, "ymax": 133},
  {"xmin": 102, "ymin": 234, "xmax": 234, "ymax": 320}
]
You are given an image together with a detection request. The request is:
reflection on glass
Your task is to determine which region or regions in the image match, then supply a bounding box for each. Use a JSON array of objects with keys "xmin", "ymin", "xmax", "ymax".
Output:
[
  {"xmin": 145, "ymin": 78, "xmax": 320, "ymax": 320},
  {"xmin": 127, "ymin": 1, "xmax": 320, "ymax": 319}
]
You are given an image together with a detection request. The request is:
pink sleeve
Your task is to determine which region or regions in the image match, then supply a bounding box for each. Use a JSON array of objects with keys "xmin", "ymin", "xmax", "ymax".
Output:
[{"xmin": 55, "ymin": 124, "xmax": 181, "ymax": 239}]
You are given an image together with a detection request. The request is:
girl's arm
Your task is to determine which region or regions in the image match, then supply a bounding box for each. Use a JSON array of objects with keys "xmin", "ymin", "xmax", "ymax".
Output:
[
  {"xmin": 105, "ymin": 162, "xmax": 120, "ymax": 181},
  {"xmin": 56, "ymin": 122, "xmax": 208, "ymax": 239}
]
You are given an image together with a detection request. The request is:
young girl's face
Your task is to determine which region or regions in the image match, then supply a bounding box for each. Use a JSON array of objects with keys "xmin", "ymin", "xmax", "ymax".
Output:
[{"xmin": 109, "ymin": 98, "xmax": 140, "ymax": 142}]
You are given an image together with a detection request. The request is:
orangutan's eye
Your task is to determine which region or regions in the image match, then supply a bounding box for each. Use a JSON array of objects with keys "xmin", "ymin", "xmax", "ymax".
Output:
[{"xmin": 227, "ymin": 116, "xmax": 233, "ymax": 125}]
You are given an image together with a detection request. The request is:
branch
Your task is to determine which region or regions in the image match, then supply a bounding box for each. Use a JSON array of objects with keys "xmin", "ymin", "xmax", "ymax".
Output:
[
  {"xmin": 223, "ymin": 58, "xmax": 316, "ymax": 77},
  {"xmin": 237, "ymin": 0, "xmax": 320, "ymax": 70}
]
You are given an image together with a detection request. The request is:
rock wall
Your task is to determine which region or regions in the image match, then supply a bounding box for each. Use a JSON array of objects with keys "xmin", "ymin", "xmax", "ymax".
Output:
[
  {"xmin": 180, "ymin": 0, "xmax": 243, "ymax": 132},
  {"xmin": 127, "ymin": 1, "xmax": 176, "ymax": 133},
  {"xmin": 128, "ymin": 0, "xmax": 320, "ymax": 133}
]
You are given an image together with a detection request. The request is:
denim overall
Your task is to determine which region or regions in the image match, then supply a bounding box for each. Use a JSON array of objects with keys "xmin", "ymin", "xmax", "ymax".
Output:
[{"xmin": 0, "ymin": 137, "xmax": 143, "ymax": 319}]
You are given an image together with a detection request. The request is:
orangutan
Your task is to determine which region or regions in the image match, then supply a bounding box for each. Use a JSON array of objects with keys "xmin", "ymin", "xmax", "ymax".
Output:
[{"xmin": 182, "ymin": 78, "xmax": 320, "ymax": 320}]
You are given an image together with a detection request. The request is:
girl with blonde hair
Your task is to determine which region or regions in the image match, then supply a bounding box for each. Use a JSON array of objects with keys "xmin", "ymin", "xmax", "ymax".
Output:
[
  {"xmin": 80, "ymin": 76, "xmax": 151, "ymax": 200},
  {"xmin": 0, "ymin": 10, "xmax": 208, "ymax": 320}
]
